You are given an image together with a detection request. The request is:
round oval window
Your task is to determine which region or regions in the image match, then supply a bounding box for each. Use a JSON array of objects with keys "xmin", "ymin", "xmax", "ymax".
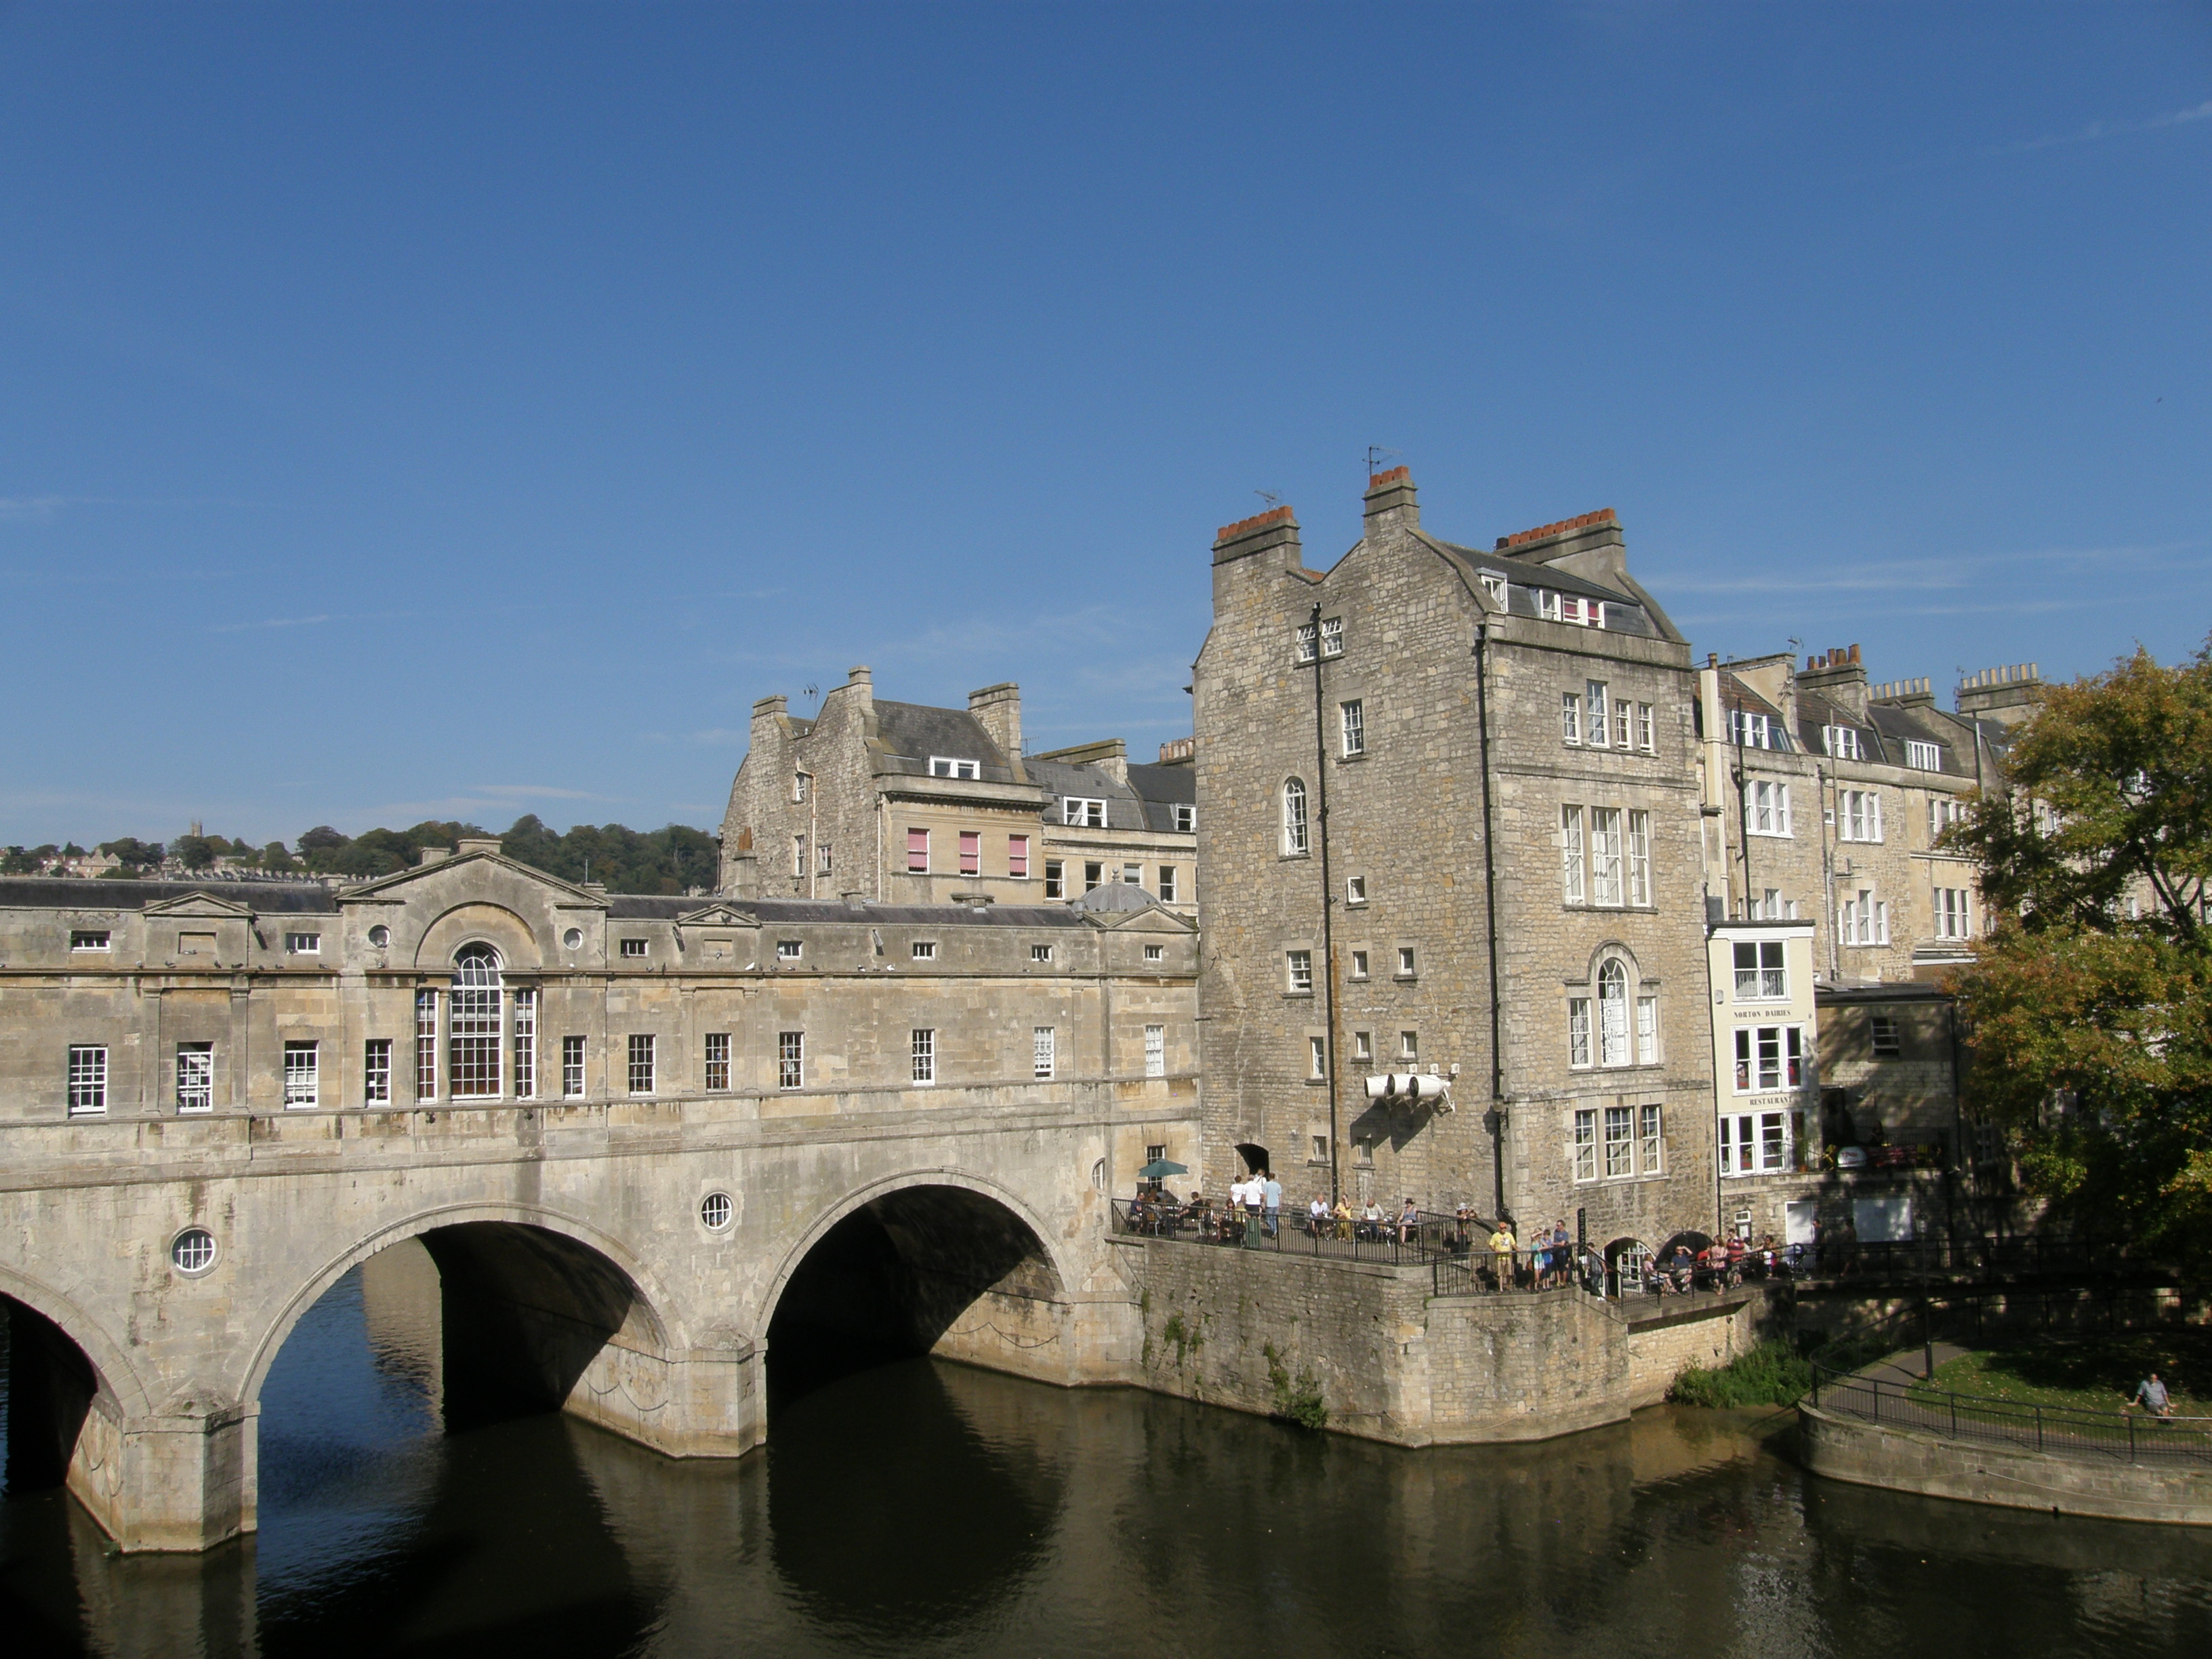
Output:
[
  {"xmin": 563, "ymin": 928, "xmax": 583, "ymax": 950},
  {"xmin": 367, "ymin": 924, "xmax": 390, "ymax": 949},
  {"xmin": 699, "ymin": 1192, "xmax": 733, "ymax": 1232},
  {"xmin": 171, "ymin": 1227, "xmax": 218, "ymax": 1275}
]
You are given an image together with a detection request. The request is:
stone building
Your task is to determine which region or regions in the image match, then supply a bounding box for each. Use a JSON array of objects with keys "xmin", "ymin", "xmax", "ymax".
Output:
[
  {"xmin": 716, "ymin": 670, "xmax": 1197, "ymax": 916},
  {"xmin": 1192, "ymin": 470, "xmax": 1719, "ymax": 1265},
  {"xmin": 0, "ymin": 848, "xmax": 1200, "ymax": 1191}
]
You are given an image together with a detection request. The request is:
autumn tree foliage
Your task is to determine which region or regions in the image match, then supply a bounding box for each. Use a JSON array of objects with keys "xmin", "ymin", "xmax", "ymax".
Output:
[{"xmin": 1950, "ymin": 641, "xmax": 2212, "ymax": 1254}]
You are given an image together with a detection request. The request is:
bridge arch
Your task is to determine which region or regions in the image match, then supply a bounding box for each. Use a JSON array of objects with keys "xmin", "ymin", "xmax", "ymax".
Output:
[
  {"xmin": 760, "ymin": 1170, "xmax": 1074, "ymax": 1410},
  {"xmin": 239, "ymin": 1200, "xmax": 682, "ymax": 1413},
  {"xmin": 0, "ymin": 1262, "xmax": 148, "ymax": 1422}
]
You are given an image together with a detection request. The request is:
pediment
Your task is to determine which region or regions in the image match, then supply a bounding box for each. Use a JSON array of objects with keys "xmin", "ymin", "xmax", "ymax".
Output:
[
  {"xmin": 140, "ymin": 891, "xmax": 256, "ymax": 921},
  {"xmin": 1084, "ymin": 902, "xmax": 1197, "ymax": 934},
  {"xmin": 677, "ymin": 903, "xmax": 758, "ymax": 929},
  {"xmin": 340, "ymin": 848, "xmax": 600, "ymax": 906}
]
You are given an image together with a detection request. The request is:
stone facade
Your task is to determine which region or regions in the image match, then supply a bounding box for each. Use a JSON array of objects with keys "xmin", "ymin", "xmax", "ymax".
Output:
[
  {"xmin": 0, "ymin": 851, "xmax": 1200, "ymax": 1549},
  {"xmin": 716, "ymin": 669, "xmax": 1197, "ymax": 916},
  {"xmin": 1192, "ymin": 471, "xmax": 1719, "ymax": 1264}
]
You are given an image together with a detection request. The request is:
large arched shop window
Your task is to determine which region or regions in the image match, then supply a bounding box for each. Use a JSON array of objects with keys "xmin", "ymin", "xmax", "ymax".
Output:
[
  {"xmin": 1282, "ymin": 778, "xmax": 1309, "ymax": 855},
  {"xmin": 1597, "ymin": 958, "xmax": 1630, "ymax": 1067},
  {"xmin": 451, "ymin": 944, "xmax": 503, "ymax": 1097}
]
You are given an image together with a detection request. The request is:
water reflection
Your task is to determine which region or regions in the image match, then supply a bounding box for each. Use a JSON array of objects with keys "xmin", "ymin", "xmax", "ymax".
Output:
[{"xmin": 3, "ymin": 1266, "xmax": 2209, "ymax": 1658}]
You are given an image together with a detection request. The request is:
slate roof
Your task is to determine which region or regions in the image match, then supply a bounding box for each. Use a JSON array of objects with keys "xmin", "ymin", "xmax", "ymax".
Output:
[
  {"xmin": 0, "ymin": 878, "xmax": 340, "ymax": 913},
  {"xmin": 1125, "ymin": 762, "xmax": 1197, "ymax": 834},
  {"xmin": 1427, "ymin": 539, "xmax": 1657, "ymax": 636},
  {"xmin": 872, "ymin": 701, "xmax": 1017, "ymax": 779},
  {"xmin": 1024, "ymin": 757, "xmax": 1153, "ymax": 832},
  {"xmin": 607, "ymin": 895, "xmax": 1090, "ymax": 928}
]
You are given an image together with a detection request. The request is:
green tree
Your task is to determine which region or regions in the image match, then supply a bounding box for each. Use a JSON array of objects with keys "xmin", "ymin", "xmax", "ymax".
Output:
[
  {"xmin": 259, "ymin": 840, "xmax": 302, "ymax": 874},
  {"xmin": 172, "ymin": 834, "xmax": 218, "ymax": 871},
  {"xmin": 1951, "ymin": 640, "xmax": 2212, "ymax": 1255},
  {"xmin": 98, "ymin": 837, "xmax": 165, "ymax": 869}
]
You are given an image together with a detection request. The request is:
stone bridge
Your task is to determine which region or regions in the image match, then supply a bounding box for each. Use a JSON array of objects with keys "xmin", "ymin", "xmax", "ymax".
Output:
[{"xmin": 0, "ymin": 857, "xmax": 1202, "ymax": 1551}]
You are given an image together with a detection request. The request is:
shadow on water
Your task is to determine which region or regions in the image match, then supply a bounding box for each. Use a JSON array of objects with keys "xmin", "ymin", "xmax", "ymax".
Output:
[{"xmin": 5, "ymin": 1269, "xmax": 2212, "ymax": 1659}]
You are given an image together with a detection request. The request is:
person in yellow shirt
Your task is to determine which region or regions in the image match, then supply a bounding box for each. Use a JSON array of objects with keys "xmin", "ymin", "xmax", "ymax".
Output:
[{"xmin": 1488, "ymin": 1220, "xmax": 1518, "ymax": 1291}]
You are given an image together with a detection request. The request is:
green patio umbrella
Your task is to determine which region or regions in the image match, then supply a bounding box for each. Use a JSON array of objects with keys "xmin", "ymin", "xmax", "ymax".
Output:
[{"xmin": 1136, "ymin": 1159, "xmax": 1189, "ymax": 1181}]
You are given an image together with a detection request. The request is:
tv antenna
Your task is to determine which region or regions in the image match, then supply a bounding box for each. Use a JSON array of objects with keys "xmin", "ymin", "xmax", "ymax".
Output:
[
  {"xmin": 1255, "ymin": 489, "xmax": 1283, "ymax": 508},
  {"xmin": 1366, "ymin": 445, "xmax": 1402, "ymax": 478},
  {"xmin": 802, "ymin": 683, "xmax": 820, "ymax": 716}
]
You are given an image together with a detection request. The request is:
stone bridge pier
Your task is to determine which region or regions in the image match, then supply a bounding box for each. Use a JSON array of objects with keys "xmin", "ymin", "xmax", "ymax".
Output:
[{"xmin": 0, "ymin": 1094, "xmax": 1164, "ymax": 1552}]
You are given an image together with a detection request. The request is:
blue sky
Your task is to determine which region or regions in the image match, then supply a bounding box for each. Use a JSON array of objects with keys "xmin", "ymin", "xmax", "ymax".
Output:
[{"xmin": 3, "ymin": 3, "xmax": 2207, "ymax": 848}]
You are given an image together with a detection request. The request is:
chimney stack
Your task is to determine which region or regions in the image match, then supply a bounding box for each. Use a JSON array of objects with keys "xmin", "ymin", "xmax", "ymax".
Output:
[
  {"xmin": 968, "ymin": 682, "xmax": 1023, "ymax": 760},
  {"xmin": 1363, "ymin": 467, "xmax": 1419, "ymax": 532}
]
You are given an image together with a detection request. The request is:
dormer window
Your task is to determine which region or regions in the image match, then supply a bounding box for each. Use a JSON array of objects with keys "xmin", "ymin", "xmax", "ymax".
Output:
[
  {"xmin": 1727, "ymin": 710, "xmax": 1774, "ymax": 750},
  {"xmin": 929, "ymin": 757, "xmax": 980, "ymax": 779},
  {"xmin": 1823, "ymin": 725, "xmax": 1863, "ymax": 761},
  {"xmin": 1062, "ymin": 798, "xmax": 1107, "ymax": 827},
  {"xmin": 1540, "ymin": 591, "xmax": 1601, "ymax": 627},
  {"xmin": 1172, "ymin": 804, "xmax": 1195, "ymax": 833},
  {"xmin": 1905, "ymin": 740, "xmax": 1941, "ymax": 771},
  {"xmin": 1478, "ymin": 571, "xmax": 1507, "ymax": 607}
]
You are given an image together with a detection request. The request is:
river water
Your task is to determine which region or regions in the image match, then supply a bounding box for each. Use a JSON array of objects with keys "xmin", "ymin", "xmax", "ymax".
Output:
[{"xmin": 3, "ymin": 1261, "xmax": 2209, "ymax": 1658}]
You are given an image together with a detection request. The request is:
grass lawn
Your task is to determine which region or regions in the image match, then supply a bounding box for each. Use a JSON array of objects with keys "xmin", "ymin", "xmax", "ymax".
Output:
[{"xmin": 1910, "ymin": 1328, "xmax": 2212, "ymax": 1416}]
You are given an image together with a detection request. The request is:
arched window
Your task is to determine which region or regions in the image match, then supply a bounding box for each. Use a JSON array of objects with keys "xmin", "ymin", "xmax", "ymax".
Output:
[
  {"xmin": 1282, "ymin": 778, "xmax": 1309, "ymax": 855},
  {"xmin": 451, "ymin": 944, "xmax": 503, "ymax": 1097},
  {"xmin": 1597, "ymin": 958, "xmax": 1629, "ymax": 1067}
]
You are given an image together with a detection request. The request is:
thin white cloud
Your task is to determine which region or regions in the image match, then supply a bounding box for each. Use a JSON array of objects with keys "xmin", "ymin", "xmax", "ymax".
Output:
[
  {"xmin": 1988, "ymin": 98, "xmax": 2212, "ymax": 157},
  {"xmin": 468, "ymin": 784, "xmax": 611, "ymax": 801},
  {"xmin": 0, "ymin": 496, "xmax": 84, "ymax": 522},
  {"xmin": 1647, "ymin": 541, "xmax": 2201, "ymax": 597}
]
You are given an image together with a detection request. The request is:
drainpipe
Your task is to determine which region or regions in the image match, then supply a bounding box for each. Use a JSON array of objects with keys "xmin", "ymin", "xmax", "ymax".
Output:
[
  {"xmin": 1818, "ymin": 763, "xmax": 1839, "ymax": 981},
  {"xmin": 1733, "ymin": 719, "xmax": 1754, "ymax": 916},
  {"xmin": 1309, "ymin": 602, "xmax": 1344, "ymax": 1206},
  {"xmin": 1475, "ymin": 621, "xmax": 1507, "ymax": 1221}
]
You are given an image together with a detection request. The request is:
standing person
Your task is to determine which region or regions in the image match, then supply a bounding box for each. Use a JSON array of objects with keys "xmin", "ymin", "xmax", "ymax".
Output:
[
  {"xmin": 2132, "ymin": 1372, "xmax": 2174, "ymax": 1418},
  {"xmin": 1488, "ymin": 1218, "xmax": 1518, "ymax": 1291},
  {"xmin": 1243, "ymin": 1172, "xmax": 1264, "ymax": 1246},
  {"xmin": 1551, "ymin": 1219, "xmax": 1571, "ymax": 1289},
  {"xmin": 1263, "ymin": 1170, "xmax": 1283, "ymax": 1239}
]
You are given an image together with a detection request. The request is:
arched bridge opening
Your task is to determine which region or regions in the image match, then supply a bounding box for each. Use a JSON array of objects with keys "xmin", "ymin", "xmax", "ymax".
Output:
[
  {"xmin": 767, "ymin": 1185, "xmax": 1068, "ymax": 1414},
  {"xmin": 1, "ymin": 1296, "xmax": 112, "ymax": 1499}
]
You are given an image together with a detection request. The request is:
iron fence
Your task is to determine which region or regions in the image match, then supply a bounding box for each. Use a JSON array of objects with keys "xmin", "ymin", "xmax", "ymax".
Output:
[
  {"xmin": 1113, "ymin": 1200, "xmax": 1483, "ymax": 1267},
  {"xmin": 1809, "ymin": 1362, "xmax": 2212, "ymax": 1467}
]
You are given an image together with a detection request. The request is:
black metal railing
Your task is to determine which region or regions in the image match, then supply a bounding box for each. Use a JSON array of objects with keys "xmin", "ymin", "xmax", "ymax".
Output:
[
  {"xmin": 1431, "ymin": 1245, "xmax": 1608, "ymax": 1298},
  {"xmin": 1809, "ymin": 1362, "xmax": 2212, "ymax": 1467},
  {"xmin": 1111, "ymin": 1200, "xmax": 1487, "ymax": 1267},
  {"xmin": 1791, "ymin": 1233, "xmax": 2150, "ymax": 1284}
]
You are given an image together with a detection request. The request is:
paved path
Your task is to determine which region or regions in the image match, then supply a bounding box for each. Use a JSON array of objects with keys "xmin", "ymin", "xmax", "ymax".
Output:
[{"xmin": 1851, "ymin": 1340, "xmax": 1970, "ymax": 1388}]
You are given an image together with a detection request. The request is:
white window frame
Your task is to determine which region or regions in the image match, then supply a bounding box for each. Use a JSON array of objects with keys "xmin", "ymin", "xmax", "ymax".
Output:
[
  {"xmin": 1637, "ymin": 702, "xmax": 1656, "ymax": 752},
  {"xmin": 1639, "ymin": 1104, "xmax": 1664, "ymax": 1174},
  {"xmin": 1627, "ymin": 809, "xmax": 1651, "ymax": 906},
  {"xmin": 1930, "ymin": 796, "xmax": 1966, "ymax": 840},
  {"xmin": 627, "ymin": 1033, "xmax": 656, "ymax": 1097},
  {"xmin": 1031, "ymin": 943, "xmax": 1052, "ymax": 964},
  {"xmin": 283, "ymin": 1040, "xmax": 319, "ymax": 1109},
  {"xmin": 1033, "ymin": 1025, "xmax": 1056, "ymax": 1080},
  {"xmin": 285, "ymin": 933, "xmax": 321, "ymax": 955},
  {"xmin": 1171, "ymin": 804, "xmax": 1195, "ymax": 834},
  {"xmin": 1339, "ymin": 699, "xmax": 1365, "ymax": 757},
  {"xmin": 1308, "ymin": 1036, "xmax": 1326, "ymax": 1080},
  {"xmin": 704, "ymin": 1031, "xmax": 731, "ymax": 1091},
  {"xmin": 1349, "ymin": 949, "xmax": 1369, "ymax": 979},
  {"xmin": 415, "ymin": 989, "xmax": 439, "ymax": 1101},
  {"xmin": 1905, "ymin": 740, "xmax": 1941, "ymax": 771},
  {"xmin": 1573, "ymin": 1109, "xmax": 1598, "ymax": 1182},
  {"xmin": 176, "ymin": 1042, "xmax": 216, "ymax": 1113},
  {"xmin": 1144, "ymin": 943, "xmax": 1164, "ymax": 962},
  {"xmin": 1603, "ymin": 1105, "xmax": 1634, "ymax": 1178},
  {"xmin": 1840, "ymin": 789, "xmax": 1883, "ymax": 843},
  {"xmin": 1585, "ymin": 681, "xmax": 1610, "ymax": 747},
  {"xmin": 778, "ymin": 1031, "xmax": 804, "ymax": 1090},
  {"xmin": 1560, "ymin": 805, "xmax": 1586, "ymax": 904},
  {"xmin": 1590, "ymin": 808, "xmax": 1624, "ymax": 907},
  {"xmin": 815, "ymin": 841, "xmax": 834, "ymax": 876},
  {"xmin": 1158, "ymin": 865, "xmax": 1178, "ymax": 903},
  {"xmin": 1398, "ymin": 1030, "xmax": 1418, "ymax": 1061},
  {"xmin": 620, "ymin": 938, "xmax": 649, "ymax": 959},
  {"xmin": 1479, "ymin": 571, "xmax": 1507, "ymax": 607},
  {"xmin": 1733, "ymin": 939, "xmax": 1788, "ymax": 1002},
  {"xmin": 562, "ymin": 1034, "xmax": 586, "ymax": 1098},
  {"xmin": 777, "ymin": 939, "xmax": 802, "ymax": 961},
  {"xmin": 1568, "ymin": 998, "xmax": 1591, "ymax": 1068},
  {"xmin": 67, "ymin": 1044, "xmax": 108, "ymax": 1115},
  {"xmin": 1719, "ymin": 1111, "xmax": 1793, "ymax": 1176},
  {"xmin": 1346, "ymin": 875, "xmax": 1367, "ymax": 905},
  {"xmin": 1729, "ymin": 710, "xmax": 1773, "ymax": 750},
  {"xmin": 912, "ymin": 940, "xmax": 937, "ymax": 960},
  {"xmin": 1561, "ymin": 691, "xmax": 1582, "ymax": 744},
  {"xmin": 1008, "ymin": 833, "xmax": 1029, "ymax": 878},
  {"xmin": 512, "ymin": 986, "xmax": 536, "ymax": 1100},
  {"xmin": 1936, "ymin": 886, "xmax": 1973, "ymax": 940},
  {"xmin": 1352, "ymin": 1030, "xmax": 1373, "ymax": 1064},
  {"xmin": 929, "ymin": 756, "xmax": 981, "ymax": 779},
  {"xmin": 1042, "ymin": 860, "xmax": 1063, "ymax": 900},
  {"xmin": 360, "ymin": 1039, "xmax": 388, "ymax": 1107},
  {"xmin": 1286, "ymin": 949, "xmax": 1313, "ymax": 994},
  {"xmin": 1062, "ymin": 797, "xmax": 1107, "ymax": 827},
  {"xmin": 1636, "ymin": 996, "xmax": 1658, "ymax": 1065},
  {"xmin": 1145, "ymin": 1024, "xmax": 1166, "ymax": 1078},
  {"xmin": 1824, "ymin": 724, "xmax": 1863, "ymax": 761},
  {"xmin": 1597, "ymin": 960, "xmax": 1630, "ymax": 1067},
  {"xmin": 70, "ymin": 929, "xmax": 111, "ymax": 953},
  {"xmin": 907, "ymin": 828, "xmax": 930, "ymax": 874},
  {"xmin": 1319, "ymin": 617, "xmax": 1344, "ymax": 658},
  {"xmin": 1732, "ymin": 1025, "xmax": 1805, "ymax": 1092},
  {"xmin": 1750, "ymin": 779, "xmax": 1793, "ymax": 837},
  {"xmin": 912, "ymin": 1028, "xmax": 935, "ymax": 1086},
  {"xmin": 1282, "ymin": 778, "xmax": 1309, "ymax": 856}
]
